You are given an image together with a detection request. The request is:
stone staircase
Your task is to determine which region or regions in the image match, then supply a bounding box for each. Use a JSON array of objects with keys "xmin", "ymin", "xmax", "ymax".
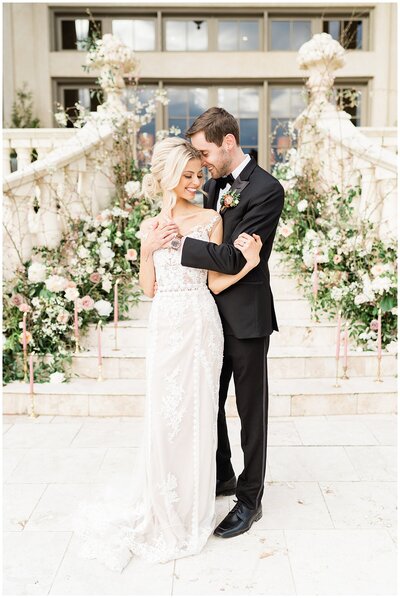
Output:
[{"xmin": 3, "ymin": 253, "xmax": 397, "ymax": 417}]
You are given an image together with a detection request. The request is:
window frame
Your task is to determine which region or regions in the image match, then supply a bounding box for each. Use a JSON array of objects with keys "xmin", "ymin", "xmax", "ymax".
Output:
[
  {"xmin": 163, "ymin": 16, "xmax": 210, "ymax": 52},
  {"xmin": 268, "ymin": 17, "xmax": 315, "ymax": 51},
  {"xmin": 321, "ymin": 15, "xmax": 369, "ymax": 51},
  {"xmin": 216, "ymin": 17, "xmax": 262, "ymax": 52}
]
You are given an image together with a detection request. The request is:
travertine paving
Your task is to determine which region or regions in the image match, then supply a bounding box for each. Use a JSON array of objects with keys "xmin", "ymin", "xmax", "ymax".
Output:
[{"xmin": 3, "ymin": 414, "xmax": 397, "ymax": 595}]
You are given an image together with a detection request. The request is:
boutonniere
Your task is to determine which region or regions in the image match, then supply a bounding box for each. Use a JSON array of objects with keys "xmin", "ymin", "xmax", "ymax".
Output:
[{"xmin": 220, "ymin": 189, "xmax": 241, "ymax": 210}]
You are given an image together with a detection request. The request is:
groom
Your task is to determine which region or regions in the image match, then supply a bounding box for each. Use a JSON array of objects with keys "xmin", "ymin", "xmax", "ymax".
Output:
[{"xmin": 180, "ymin": 107, "xmax": 284, "ymax": 538}]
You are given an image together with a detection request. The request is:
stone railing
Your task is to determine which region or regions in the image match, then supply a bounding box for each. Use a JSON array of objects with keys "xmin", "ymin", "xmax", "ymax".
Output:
[
  {"xmin": 2, "ymin": 115, "xmax": 117, "ymax": 280},
  {"xmin": 3, "ymin": 129, "xmax": 77, "ymax": 175},
  {"xmin": 294, "ymin": 33, "xmax": 397, "ymax": 239}
]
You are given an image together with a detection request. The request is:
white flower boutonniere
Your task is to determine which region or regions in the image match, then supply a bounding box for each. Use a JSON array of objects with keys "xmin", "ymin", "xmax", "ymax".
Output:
[{"xmin": 220, "ymin": 189, "xmax": 241, "ymax": 210}]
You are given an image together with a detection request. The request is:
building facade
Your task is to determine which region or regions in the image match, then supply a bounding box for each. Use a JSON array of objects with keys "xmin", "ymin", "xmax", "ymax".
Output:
[{"xmin": 3, "ymin": 2, "xmax": 397, "ymax": 170}]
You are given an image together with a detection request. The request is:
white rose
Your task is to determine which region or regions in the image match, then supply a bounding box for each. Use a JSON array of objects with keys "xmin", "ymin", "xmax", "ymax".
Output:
[
  {"xmin": 28, "ymin": 262, "xmax": 47, "ymax": 284},
  {"xmin": 124, "ymin": 181, "xmax": 141, "ymax": 197},
  {"xmin": 331, "ymin": 286, "xmax": 344, "ymax": 301},
  {"xmin": 279, "ymin": 224, "xmax": 293, "ymax": 238},
  {"xmin": 99, "ymin": 245, "xmax": 115, "ymax": 262},
  {"xmin": 371, "ymin": 276, "xmax": 392, "ymax": 294},
  {"xmin": 114, "ymin": 237, "xmax": 124, "ymax": 246},
  {"xmin": 94, "ymin": 299, "xmax": 112, "ymax": 317},
  {"xmin": 297, "ymin": 199, "xmax": 308, "ymax": 212},
  {"xmin": 77, "ymin": 246, "xmax": 90, "ymax": 259},
  {"xmin": 45, "ymin": 275, "xmax": 68, "ymax": 293},
  {"xmin": 354, "ymin": 293, "xmax": 369, "ymax": 305},
  {"xmin": 86, "ymin": 232, "xmax": 97, "ymax": 242},
  {"xmin": 49, "ymin": 372, "xmax": 65, "ymax": 384},
  {"xmin": 102, "ymin": 279, "xmax": 112, "ymax": 293},
  {"xmin": 65, "ymin": 287, "xmax": 80, "ymax": 301}
]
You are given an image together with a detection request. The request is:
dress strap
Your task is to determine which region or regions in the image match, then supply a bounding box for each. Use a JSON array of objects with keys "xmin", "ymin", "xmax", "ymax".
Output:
[{"xmin": 205, "ymin": 213, "xmax": 222, "ymax": 236}]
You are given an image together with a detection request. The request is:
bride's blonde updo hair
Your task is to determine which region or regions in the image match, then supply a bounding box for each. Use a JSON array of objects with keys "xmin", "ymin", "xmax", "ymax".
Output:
[{"xmin": 141, "ymin": 137, "xmax": 201, "ymax": 213}]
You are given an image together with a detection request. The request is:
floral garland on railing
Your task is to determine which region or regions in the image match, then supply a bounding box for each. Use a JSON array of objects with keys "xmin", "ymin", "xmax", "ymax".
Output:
[
  {"xmin": 2, "ymin": 173, "xmax": 160, "ymax": 384},
  {"xmin": 273, "ymin": 154, "xmax": 397, "ymax": 351},
  {"xmin": 3, "ymin": 31, "xmax": 178, "ymax": 384}
]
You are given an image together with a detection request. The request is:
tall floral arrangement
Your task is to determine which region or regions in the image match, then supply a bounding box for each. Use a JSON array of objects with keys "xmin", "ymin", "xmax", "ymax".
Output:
[
  {"xmin": 3, "ymin": 34, "xmax": 177, "ymax": 384},
  {"xmin": 273, "ymin": 152, "xmax": 397, "ymax": 351}
]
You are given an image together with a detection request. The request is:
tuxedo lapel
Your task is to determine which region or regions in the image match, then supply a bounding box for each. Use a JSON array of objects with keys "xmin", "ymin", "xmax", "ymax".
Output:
[{"xmin": 220, "ymin": 157, "xmax": 257, "ymax": 215}]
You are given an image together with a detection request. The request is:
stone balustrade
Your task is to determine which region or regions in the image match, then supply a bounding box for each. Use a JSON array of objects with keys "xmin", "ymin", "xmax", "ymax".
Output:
[
  {"xmin": 295, "ymin": 33, "xmax": 397, "ymax": 239},
  {"xmin": 2, "ymin": 114, "xmax": 118, "ymax": 280},
  {"xmin": 3, "ymin": 128, "xmax": 76, "ymax": 175}
]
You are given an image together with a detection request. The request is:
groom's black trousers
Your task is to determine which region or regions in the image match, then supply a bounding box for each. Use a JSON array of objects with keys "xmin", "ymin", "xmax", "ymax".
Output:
[{"xmin": 217, "ymin": 334, "xmax": 270, "ymax": 511}]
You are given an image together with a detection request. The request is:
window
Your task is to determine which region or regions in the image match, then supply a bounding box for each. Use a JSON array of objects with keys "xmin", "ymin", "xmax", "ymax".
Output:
[
  {"xmin": 270, "ymin": 19, "xmax": 311, "ymax": 50},
  {"xmin": 112, "ymin": 19, "xmax": 156, "ymax": 51},
  {"xmin": 323, "ymin": 19, "xmax": 363, "ymax": 49},
  {"xmin": 59, "ymin": 18, "xmax": 102, "ymax": 50},
  {"xmin": 218, "ymin": 20, "xmax": 260, "ymax": 51},
  {"xmin": 165, "ymin": 86, "xmax": 209, "ymax": 134},
  {"xmin": 165, "ymin": 19, "xmax": 208, "ymax": 51},
  {"xmin": 59, "ymin": 85, "xmax": 104, "ymax": 126},
  {"xmin": 269, "ymin": 86, "xmax": 307, "ymax": 165},
  {"xmin": 218, "ymin": 87, "xmax": 260, "ymax": 158},
  {"xmin": 333, "ymin": 86, "xmax": 364, "ymax": 126}
]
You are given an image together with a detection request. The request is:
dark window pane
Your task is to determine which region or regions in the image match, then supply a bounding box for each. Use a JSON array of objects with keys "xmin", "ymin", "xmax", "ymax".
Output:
[
  {"xmin": 271, "ymin": 21, "xmax": 290, "ymax": 50},
  {"xmin": 61, "ymin": 19, "xmax": 101, "ymax": 50},
  {"xmin": 239, "ymin": 118, "xmax": 258, "ymax": 146},
  {"xmin": 323, "ymin": 20, "xmax": 340, "ymax": 41},
  {"xmin": 218, "ymin": 21, "xmax": 237, "ymax": 50},
  {"xmin": 239, "ymin": 20, "xmax": 259, "ymax": 51},
  {"xmin": 168, "ymin": 118, "xmax": 188, "ymax": 134},
  {"xmin": 63, "ymin": 88, "xmax": 102, "ymax": 126},
  {"xmin": 168, "ymin": 88, "xmax": 188, "ymax": 117},
  {"xmin": 292, "ymin": 21, "xmax": 311, "ymax": 50},
  {"xmin": 343, "ymin": 20, "xmax": 363, "ymax": 49}
]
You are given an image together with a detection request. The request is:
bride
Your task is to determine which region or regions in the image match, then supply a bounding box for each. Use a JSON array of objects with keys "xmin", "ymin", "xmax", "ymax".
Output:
[{"xmin": 72, "ymin": 137, "xmax": 262, "ymax": 572}]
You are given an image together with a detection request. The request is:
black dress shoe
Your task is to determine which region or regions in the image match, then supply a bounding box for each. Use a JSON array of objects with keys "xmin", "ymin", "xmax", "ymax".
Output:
[
  {"xmin": 214, "ymin": 500, "xmax": 262, "ymax": 538},
  {"xmin": 216, "ymin": 475, "xmax": 237, "ymax": 497}
]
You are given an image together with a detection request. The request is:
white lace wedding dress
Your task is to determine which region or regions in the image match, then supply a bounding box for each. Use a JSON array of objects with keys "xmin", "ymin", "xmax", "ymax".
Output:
[{"xmin": 72, "ymin": 213, "xmax": 224, "ymax": 572}]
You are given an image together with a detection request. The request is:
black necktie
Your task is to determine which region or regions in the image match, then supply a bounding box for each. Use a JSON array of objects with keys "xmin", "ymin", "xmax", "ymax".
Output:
[{"xmin": 216, "ymin": 173, "xmax": 234, "ymax": 191}]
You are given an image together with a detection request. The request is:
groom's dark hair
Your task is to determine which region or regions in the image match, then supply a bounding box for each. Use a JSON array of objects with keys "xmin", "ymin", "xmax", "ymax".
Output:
[{"xmin": 186, "ymin": 107, "xmax": 240, "ymax": 147}]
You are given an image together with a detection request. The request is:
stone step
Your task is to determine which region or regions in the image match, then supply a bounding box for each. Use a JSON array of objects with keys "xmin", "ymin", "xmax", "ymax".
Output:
[
  {"xmin": 82, "ymin": 319, "xmax": 341, "ymax": 350},
  {"xmin": 127, "ymin": 296, "xmax": 312, "ymax": 320},
  {"xmin": 70, "ymin": 346, "xmax": 396, "ymax": 380},
  {"xmin": 3, "ymin": 376, "xmax": 396, "ymax": 417}
]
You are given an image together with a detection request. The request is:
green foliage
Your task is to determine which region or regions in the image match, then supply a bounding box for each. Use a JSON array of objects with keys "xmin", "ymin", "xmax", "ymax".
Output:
[{"xmin": 273, "ymin": 160, "xmax": 397, "ymax": 351}]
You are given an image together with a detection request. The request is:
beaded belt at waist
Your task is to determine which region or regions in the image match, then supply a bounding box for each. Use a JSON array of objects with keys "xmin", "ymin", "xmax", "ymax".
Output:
[{"xmin": 156, "ymin": 284, "xmax": 208, "ymax": 293}]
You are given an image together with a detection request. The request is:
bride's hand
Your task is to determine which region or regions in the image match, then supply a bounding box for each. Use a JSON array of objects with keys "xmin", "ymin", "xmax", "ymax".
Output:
[{"xmin": 233, "ymin": 233, "xmax": 262, "ymax": 267}]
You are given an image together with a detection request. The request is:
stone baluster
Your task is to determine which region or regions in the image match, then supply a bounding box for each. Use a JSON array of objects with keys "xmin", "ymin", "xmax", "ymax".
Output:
[
  {"xmin": 3, "ymin": 140, "xmax": 11, "ymax": 175},
  {"xmin": 34, "ymin": 180, "xmax": 63, "ymax": 249},
  {"xmin": 14, "ymin": 145, "xmax": 32, "ymax": 170}
]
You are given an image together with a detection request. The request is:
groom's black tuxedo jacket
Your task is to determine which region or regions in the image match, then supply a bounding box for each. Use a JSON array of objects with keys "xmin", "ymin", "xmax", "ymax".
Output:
[{"xmin": 181, "ymin": 157, "xmax": 284, "ymax": 339}]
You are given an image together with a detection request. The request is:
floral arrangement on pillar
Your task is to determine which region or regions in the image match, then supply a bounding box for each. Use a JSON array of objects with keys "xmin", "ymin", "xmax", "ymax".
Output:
[
  {"xmin": 272, "ymin": 33, "xmax": 397, "ymax": 351},
  {"xmin": 3, "ymin": 34, "xmax": 176, "ymax": 384}
]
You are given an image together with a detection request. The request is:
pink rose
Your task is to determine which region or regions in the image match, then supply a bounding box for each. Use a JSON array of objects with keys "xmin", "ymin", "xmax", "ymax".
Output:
[
  {"xmin": 125, "ymin": 248, "xmax": 138, "ymax": 261},
  {"xmin": 224, "ymin": 195, "xmax": 233, "ymax": 207},
  {"xmin": 333, "ymin": 255, "xmax": 342, "ymax": 264},
  {"xmin": 370, "ymin": 319, "xmax": 379, "ymax": 331},
  {"xmin": 18, "ymin": 303, "xmax": 31, "ymax": 313},
  {"xmin": 11, "ymin": 294, "xmax": 24, "ymax": 306},
  {"xmin": 90, "ymin": 272, "xmax": 101, "ymax": 284},
  {"xmin": 81, "ymin": 295, "xmax": 95, "ymax": 311},
  {"xmin": 65, "ymin": 280, "xmax": 77, "ymax": 288},
  {"xmin": 57, "ymin": 311, "xmax": 69, "ymax": 324}
]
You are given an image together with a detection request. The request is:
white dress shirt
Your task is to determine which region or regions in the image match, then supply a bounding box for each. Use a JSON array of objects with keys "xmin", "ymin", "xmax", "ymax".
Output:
[{"xmin": 216, "ymin": 153, "xmax": 251, "ymax": 212}]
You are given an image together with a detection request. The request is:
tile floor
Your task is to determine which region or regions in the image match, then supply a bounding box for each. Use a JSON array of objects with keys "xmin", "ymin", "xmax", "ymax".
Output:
[{"xmin": 3, "ymin": 414, "xmax": 397, "ymax": 596}]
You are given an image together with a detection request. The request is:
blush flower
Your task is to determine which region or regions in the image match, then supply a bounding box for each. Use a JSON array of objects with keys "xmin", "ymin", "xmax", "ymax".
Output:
[
  {"xmin": 18, "ymin": 303, "xmax": 31, "ymax": 313},
  {"xmin": 90, "ymin": 272, "xmax": 101, "ymax": 284},
  {"xmin": 81, "ymin": 295, "xmax": 95, "ymax": 311},
  {"xmin": 125, "ymin": 248, "xmax": 138, "ymax": 261}
]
